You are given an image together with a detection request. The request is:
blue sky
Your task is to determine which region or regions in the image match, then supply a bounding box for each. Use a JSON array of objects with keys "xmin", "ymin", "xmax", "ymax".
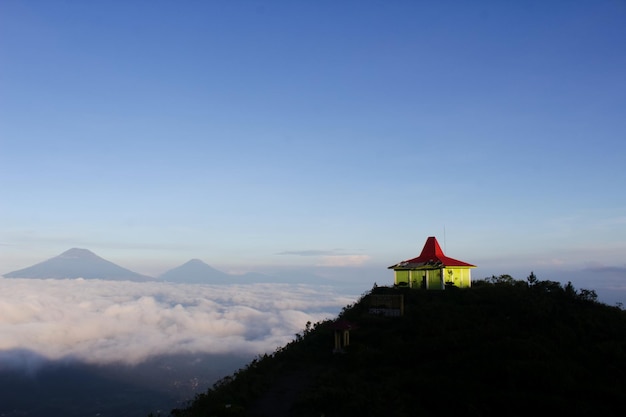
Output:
[{"xmin": 1, "ymin": 1, "xmax": 625, "ymax": 295}]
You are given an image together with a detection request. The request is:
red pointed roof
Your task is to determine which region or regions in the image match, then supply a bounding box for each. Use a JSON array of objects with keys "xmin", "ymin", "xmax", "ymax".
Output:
[{"xmin": 388, "ymin": 236, "xmax": 475, "ymax": 269}]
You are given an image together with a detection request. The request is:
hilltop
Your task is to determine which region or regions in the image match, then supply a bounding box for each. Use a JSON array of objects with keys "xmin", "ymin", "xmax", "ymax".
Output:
[{"xmin": 165, "ymin": 275, "xmax": 626, "ymax": 417}]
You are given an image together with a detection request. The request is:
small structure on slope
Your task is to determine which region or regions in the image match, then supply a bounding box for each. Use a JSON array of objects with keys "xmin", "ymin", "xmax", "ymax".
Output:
[
  {"xmin": 330, "ymin": 320, "xmax": 357, "ymax": 353},
  {"xmin": 388, "ymin": 236, "xmax": 475, "ymax": 289}
]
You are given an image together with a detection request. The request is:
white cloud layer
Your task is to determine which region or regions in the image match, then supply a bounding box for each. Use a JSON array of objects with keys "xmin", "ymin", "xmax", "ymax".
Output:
[{"xmin": 0, "ymin": 279, "xmax": 356, "ymax": 367}]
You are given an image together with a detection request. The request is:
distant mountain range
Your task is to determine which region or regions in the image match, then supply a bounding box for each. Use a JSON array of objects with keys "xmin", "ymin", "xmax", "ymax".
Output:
[
  {"xmin": 1, "ymin": 248, "xmax": 331, "ymax": 285},
  {"xmin": 158, "ymin": 259, "xmax": 280, "ymax": 284}
]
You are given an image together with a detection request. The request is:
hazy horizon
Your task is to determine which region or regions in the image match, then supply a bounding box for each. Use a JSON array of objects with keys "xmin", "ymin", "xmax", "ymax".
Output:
[{"xmin": 3, "ymin": 244, "xmax": 626, "ymax": 306}]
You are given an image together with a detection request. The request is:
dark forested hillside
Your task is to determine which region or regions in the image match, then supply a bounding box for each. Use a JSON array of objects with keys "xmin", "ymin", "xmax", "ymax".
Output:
[{"xmin": 166, "ymin": 275, "xmax": 626, "ymax": 417}]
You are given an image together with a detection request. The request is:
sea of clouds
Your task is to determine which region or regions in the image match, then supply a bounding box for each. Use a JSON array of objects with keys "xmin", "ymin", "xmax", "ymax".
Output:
[{"xmin": 0, "ymin": 278, "xmax": 357, "ymax": 370}]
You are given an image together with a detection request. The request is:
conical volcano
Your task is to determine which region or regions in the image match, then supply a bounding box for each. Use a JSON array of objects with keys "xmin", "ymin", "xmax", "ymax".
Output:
[
  {"xmin": 159, "ymin": 259, "xmax": 233, "ymax": 284},
  {"xmin": 3, "ymin": 248, "xmax": 155, "ymax": 282}
]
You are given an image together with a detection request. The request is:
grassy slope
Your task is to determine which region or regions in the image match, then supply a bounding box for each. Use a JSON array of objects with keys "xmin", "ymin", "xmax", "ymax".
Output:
[{"xmin": 167, "ymin": 278, "xmax": 626, "ymax": 417}]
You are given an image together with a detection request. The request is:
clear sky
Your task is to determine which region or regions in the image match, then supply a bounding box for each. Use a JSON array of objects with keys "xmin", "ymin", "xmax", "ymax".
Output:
[{"xmin": 1, "ymin": 1, "xmax": 625, "ymax": 292}]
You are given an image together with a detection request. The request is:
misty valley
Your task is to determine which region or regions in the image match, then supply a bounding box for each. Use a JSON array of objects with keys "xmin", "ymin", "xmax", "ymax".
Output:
[
  {"xmin": 0, "ymin": 351, "xmax": 251, "ymax": 417},
  {"xmin": 0, "ymin": 266, "xmax": 356, "ymax": 416}
]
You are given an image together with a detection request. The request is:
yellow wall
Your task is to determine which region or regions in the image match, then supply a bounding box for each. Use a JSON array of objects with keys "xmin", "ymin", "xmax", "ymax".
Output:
[
  {"xmin": 394, "ymin": 267, "xmax": 472, "ymax": 289},
  {"xmin": 443, "ymin": 267, "xmax": 472, "ymax": 288},
  {"xmin": 395, "ymin": 270, "xmax": 410, "ymax": 285}
]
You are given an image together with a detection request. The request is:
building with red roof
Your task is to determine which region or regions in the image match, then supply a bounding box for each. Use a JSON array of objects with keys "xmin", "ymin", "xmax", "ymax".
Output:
[{"xmin": 388, "ymin": 236, "xmax": 476, "ymax": 289}]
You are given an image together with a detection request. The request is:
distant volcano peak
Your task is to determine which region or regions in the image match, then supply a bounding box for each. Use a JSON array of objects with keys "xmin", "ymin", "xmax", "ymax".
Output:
[
  {"xmin": 185, "ymin": 259, "xmax": 207, "ymax": 265},
  {"xmin": 60, "ymin": 248, "xmax": 99, "ymax": 259},
  {"xmin": 160, "ymin": 259, "xmax": 231, "ymax": 284}
]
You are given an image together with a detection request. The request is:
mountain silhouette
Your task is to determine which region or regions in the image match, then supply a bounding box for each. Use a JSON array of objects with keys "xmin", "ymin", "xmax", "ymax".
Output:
[
  {"xmin": 159, "ymin": 259, "xmax": 235, "ymax": 284},
  {"xmin": 2, "ymin": 248, "xmax": 155, "ymax": 282},
  {"xmin": 159, "ymin": 260, "xmax": 323, "ymax": 285}
]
